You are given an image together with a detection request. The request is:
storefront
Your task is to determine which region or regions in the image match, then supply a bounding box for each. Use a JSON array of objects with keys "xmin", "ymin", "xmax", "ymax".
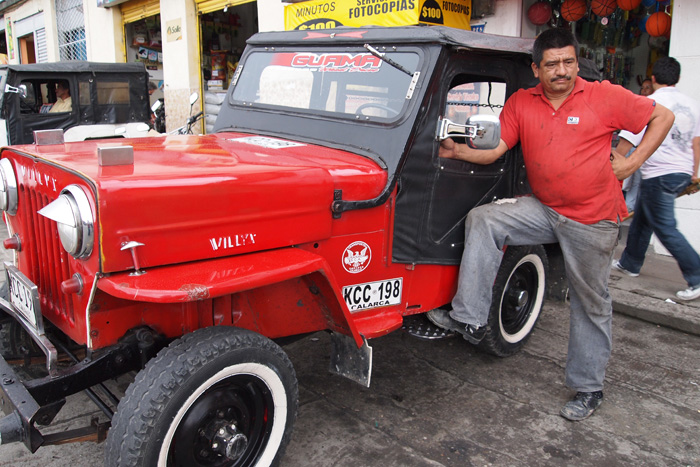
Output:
[
  {"xmin": 523, "ymin": 0, "xmax": 673, "ymax": 95},
  {"xmin": 121, "ymin": 0, "xmax": 163, "ymax": 104},
  {"xmin": 196, "ymin": 0, "xmax": 258, "ymax": 132}
]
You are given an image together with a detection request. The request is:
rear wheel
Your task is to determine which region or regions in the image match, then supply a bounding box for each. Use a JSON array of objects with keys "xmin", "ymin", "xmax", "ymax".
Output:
[
  {"xmin": 105, "ymin": 326, "xmax": 298, "ymax": 466},
  {"xmin": 480, "ymin": 245, "xmax": 547, "ymax": 357}
]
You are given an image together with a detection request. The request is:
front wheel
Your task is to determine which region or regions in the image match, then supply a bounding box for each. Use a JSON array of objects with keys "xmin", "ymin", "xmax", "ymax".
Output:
[
  {"xmin": 104, "ymin": 326, "xmax": 298, "ymax": 467},
  {"xmin": 479, "ymin": 245, "xmax": 547, "ymax": 357}
]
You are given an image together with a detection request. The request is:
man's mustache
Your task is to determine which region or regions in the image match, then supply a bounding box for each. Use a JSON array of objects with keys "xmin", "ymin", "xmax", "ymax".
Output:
[{"xmin": 551, "ymin": 75, "xmax": 572, "ymax": 82}]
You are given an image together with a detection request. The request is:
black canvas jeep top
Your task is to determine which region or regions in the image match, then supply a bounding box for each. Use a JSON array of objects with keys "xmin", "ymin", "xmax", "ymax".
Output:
[{"xmin": 0, "ymin": 61, "xmax": 151, "ymax": 145}]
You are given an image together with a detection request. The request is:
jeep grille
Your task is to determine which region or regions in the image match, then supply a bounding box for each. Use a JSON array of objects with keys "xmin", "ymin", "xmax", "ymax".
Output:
[{"xmin": 19, "ymin": 185, "xmax": 75, "ymax": 323}]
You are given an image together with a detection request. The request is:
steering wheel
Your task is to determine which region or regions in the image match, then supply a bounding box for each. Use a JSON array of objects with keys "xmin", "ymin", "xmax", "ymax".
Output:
[{"xmin": 355, "ymin": 103, "xmax": 399, "ymax": 117}]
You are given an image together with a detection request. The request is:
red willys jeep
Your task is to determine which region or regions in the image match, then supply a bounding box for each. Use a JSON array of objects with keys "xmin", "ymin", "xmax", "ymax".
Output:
[{"xmin": 0, "ymin": 26, "xmax": 570, "ymax": 465}]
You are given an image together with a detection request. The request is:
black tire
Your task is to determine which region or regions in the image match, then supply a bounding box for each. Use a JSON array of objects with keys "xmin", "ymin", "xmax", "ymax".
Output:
[
  {"xmin": 104, "ymin": 326, "xmax": 298, "ymax": 467},
  {"xmin": 479, "ymin": 245, "xmax": 547, "ymax": 357},
  {"xmin": 0, "ymin": 314, "xmax": 43, "ymax": 360}
]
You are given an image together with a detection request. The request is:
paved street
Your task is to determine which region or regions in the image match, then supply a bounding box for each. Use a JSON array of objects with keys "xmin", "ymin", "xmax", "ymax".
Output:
[{"xmin": 1, "ymin": 299, "xmax": 698, "ymax": 466}]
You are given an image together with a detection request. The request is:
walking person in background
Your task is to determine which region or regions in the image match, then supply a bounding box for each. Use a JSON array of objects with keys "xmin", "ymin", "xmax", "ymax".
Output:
[
  {"xmin": 613, "ymin": 57, "xmax": 700, "ymax": 301},
  {"xmin": 622, "ymin": 78, "xmax": 655, "ymax": 212},
  {"xmin": 427, "ymin": 27, "xmax": 674, "ymax": 422}
]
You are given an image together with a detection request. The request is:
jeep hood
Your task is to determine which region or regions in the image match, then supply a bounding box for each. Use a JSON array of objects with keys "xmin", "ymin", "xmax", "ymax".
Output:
[{"xmin": 12, "ymin": 132, "xmax": 386, "ymax": 273}]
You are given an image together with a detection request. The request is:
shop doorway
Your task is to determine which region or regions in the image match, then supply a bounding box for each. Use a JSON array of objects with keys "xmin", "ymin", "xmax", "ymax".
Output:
[
  {"xmin": 123, "ymin": 8, "xmax": 163, "ymax": 107},
  {"xmin": 198, "ymin": 2, "xmax": 259, "ymax": 133},
  {"xmin": 18, "ymin": 35, "xmax": 36, "ymax": 64}
]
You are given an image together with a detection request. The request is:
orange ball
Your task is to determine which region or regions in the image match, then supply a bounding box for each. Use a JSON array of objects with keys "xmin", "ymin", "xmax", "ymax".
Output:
[
  {"xmin": 561, "ymin": 0, "xmax": 587, "ymax": 22},
  {"xmin": 592, "ymin": 0, "xmax": 617, "ymax": 17},
  {"xmin": 617, "ymin": 0, "xmax": 641, "ymax": 10},
  {"xmin": 646, "ymin": 12, "xmax": 671, "ymax": 37}
]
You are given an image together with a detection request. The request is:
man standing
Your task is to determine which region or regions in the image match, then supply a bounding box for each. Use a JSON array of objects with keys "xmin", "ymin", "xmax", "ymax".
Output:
[
  {"xmin": 613, "ymin": 57, "xmax": 700, "ymax": 301},
  {"xmin": 49, "ymin": 81, "xmax": 72, "ymax": 113},
  {"xmin": 427, "ymin": 28, "xmax": 674, "ymax": 421}
]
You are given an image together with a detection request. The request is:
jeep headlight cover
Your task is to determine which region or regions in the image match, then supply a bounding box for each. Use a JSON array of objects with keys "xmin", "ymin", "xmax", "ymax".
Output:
[
  {"xmin": 38, "ymin": 185, "xmax": 94, "ymax": 259},
  {"xmin": 0, "ymin": 158, "xmax": 18, "ymax": 215}
]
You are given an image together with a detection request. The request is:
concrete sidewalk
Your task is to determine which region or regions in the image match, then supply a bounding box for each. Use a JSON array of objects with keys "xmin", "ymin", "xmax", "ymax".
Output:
[{"xmin": 609, "ymin": 223, "xmax": 700, "ymax": 336}]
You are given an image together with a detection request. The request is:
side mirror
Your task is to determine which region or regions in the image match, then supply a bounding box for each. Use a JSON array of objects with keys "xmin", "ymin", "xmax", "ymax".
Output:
[
  {"xmin": 151, "ymin": 100, "xmax": 162, "ymax": 112},
  {"xmin": 5, "ymin": 83, "xmax": 27, "ymax": 99},
  {"xmin": 189, "ymin": 93, "xmax": 199, "ymax": 106},
  {"xmin": 437, "ymin": 115, "xmax": 501, "ymax": 150}
]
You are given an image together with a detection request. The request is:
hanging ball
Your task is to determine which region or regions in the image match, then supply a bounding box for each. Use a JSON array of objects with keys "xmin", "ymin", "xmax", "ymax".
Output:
[
  {"xmin": 592, "ymin": 0, "xmax": 618, "ymax": 17},
  {"xmin": 561, "ymin": 0, "xmax": 587, "ymax": 22},
  {"xmin": 646, "ymin": 11, "xmax": 671, "ymax": 37},
  {"xmin": 528, "ymin": 1, "xmax": 553, "ymax": 26},
  {"xmin": 617, "ymin": 0, "xmax": 641, "ymax": 10}
]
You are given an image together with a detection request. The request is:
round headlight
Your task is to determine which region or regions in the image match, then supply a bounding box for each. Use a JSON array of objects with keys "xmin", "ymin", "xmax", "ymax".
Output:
[
  {"xmin": 38, "ymin": 185, "xmax": 94, "ymax": 259},
  {"xmin": 0, "ymin": 158, "xmax": 18, "ymax": 215}
]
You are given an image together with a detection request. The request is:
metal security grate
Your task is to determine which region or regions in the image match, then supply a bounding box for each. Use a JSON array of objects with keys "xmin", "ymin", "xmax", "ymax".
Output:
[{"xmin": 56, "ymin": 0, "xmax": 87, "ymax": 61}]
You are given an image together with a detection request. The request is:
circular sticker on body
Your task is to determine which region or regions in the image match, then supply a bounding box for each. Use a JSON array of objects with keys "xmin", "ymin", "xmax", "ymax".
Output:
[{"xmin": 343, "ymin": 241, "xmax": 371, "ymax": 274}]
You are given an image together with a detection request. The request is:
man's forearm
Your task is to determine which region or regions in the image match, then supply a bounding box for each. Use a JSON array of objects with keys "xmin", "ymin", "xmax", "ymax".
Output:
[
  {"xmin": 440, "ymin": 139, "xmax": 509, "ymax": 164},
  {"xmin": 627, "ymin": 103, "xmax": 674, "ymax": 170}
]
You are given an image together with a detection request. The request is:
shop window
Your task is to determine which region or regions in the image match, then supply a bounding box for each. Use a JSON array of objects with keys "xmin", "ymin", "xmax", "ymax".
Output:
[{"xmin": 56, "ymin": 0, "xmax": 87, "ymax": 61}]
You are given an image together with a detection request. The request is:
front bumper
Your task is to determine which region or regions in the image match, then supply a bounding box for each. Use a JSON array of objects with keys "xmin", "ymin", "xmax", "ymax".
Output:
[{"xmin": 0, "ymin": 273, "xmax": 148, "ymax": 452}]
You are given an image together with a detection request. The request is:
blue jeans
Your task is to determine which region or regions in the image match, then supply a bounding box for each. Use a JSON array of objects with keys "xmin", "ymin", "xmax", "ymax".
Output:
[
  {"xmin": 451, "ymin": 196, "xmax": 619, "ymax": 392},
  {"xmin": 624, "ymin": 170, "xmax": 641, "ymax": 212},
  {"xmin": 619, "ymin": 173, "xmax": 700, "ymax": 287}
]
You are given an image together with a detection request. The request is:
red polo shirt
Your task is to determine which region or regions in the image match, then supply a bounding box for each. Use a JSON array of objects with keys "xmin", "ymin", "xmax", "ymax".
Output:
[{"xmin": 500, "ymin": 77, "xmax": 655, "ymax": 224}]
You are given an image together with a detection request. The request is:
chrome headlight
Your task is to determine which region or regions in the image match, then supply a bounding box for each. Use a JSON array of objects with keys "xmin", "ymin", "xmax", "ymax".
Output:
[
  {"xmin": 38, "ymin": 185, "xmax": 94, "ymax": 259},
  {"xmin": 0, "ymin": 158, "xmax": 18, "ymax": 215}
]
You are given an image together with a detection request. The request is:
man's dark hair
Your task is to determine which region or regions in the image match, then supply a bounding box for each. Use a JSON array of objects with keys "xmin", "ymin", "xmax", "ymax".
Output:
[
  {"xmin": 56, "ymin": 80, "xmax": 70, "ymax": 95},
  {"xmin": 652, "ymin": 57, "xmax": 680, "ymax": 86},
  {"xmin": 532, "ymin": 28, "xmax": 579, "ymax": 66}
]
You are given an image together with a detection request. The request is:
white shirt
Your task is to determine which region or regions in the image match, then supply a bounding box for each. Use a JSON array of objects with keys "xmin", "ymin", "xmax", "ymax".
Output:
[{"xmin": 619, "ymin": 87, "xmax": 700, "ymax": 179}]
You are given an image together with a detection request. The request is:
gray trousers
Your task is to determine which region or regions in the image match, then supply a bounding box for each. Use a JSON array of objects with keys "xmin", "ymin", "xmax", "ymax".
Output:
[{"xmin": 450, "ymin": 196, "xmax": 619, "ymax": 392}]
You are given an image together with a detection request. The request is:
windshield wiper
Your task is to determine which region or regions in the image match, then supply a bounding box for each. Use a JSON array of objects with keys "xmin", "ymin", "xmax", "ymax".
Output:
[{"xmin": 363, "ymin": 44, "xmax": 415, "ymax": 76}]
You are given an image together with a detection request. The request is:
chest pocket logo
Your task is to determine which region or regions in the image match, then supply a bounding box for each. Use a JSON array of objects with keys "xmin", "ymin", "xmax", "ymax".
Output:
[{"xmin": 567, "ymin": 116, "xmax": 580, "ymax": 124}]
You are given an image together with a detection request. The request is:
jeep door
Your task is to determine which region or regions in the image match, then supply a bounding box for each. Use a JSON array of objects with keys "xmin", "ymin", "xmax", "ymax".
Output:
[
  {"xmin": 393, "ymin": 51, "xmax": 534, "ymax": 265},
  {"xmin": 5, "ymin": 75, "xmax": 78, "ymax": 145}
]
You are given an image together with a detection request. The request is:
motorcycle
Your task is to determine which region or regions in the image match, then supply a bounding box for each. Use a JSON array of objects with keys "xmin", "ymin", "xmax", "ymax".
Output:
[
  {"xmin": 151, "ymin": 97, "xmax": 166, "ymax": 133},
  {"xmin": 172, "ymin": 92, "xmax": 203, "ymax": 135},
  {"xmin": 150, "ymin": 93, "xmax": 203, "ymax": 135}
]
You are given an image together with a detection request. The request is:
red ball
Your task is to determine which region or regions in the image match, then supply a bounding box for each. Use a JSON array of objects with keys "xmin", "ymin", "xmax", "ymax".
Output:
[
  {"xmin": 561, "ymin": 0, "xmax": 587, "ymax": 22},
  {"xmin": 592, "ymin": 0, "xmax": 617, "ymax": 17},
  {"xmin": 528, "ymin": 1, "xmax": 552, "ymax": 26},
  {"xmin": 646, "ymin": 12, "xmax": 671, "ymax": 37},
  {"xmin": 617, "ymin": 0, "xmax": 641, "ymax": 10}
]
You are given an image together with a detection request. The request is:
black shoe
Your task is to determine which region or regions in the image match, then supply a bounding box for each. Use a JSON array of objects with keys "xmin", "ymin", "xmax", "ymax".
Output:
[
  {"xmin": 425, "ymin": 309, "xmax": 486, "ymax": 344},
  {"xmin": 560, "ymin": 391, "xmax": 604, "ymax": 421}
]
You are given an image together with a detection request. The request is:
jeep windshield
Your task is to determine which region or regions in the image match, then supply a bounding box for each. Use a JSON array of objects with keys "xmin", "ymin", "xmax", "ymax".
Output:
[{"xmin": 230, "ymin": 47, "xmax": 421, "ymax": 122}]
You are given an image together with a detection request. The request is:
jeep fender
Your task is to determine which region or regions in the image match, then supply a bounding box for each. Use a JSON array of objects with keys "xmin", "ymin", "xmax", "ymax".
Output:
[{"xmin": 96, "ymin": 247, "xmax": 365, "ymax": 347}]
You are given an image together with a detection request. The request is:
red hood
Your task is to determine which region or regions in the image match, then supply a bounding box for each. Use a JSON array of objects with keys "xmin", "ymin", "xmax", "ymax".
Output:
[{"xmin": 8, "ymin": 132, "xmax": 386, "ymax": 273}]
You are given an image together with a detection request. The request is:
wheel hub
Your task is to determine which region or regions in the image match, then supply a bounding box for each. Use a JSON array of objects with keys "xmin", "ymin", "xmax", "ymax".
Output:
[
  {"xmin": 211, "ymin": 424, "xmax": 249, "ymax": 461},
  {"xmin": 510, "ymin": 289, "xmax": 528, "ymax": 309}
]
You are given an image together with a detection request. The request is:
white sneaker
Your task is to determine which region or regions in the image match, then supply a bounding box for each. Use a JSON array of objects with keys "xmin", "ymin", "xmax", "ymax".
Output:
[
  {"xmin": 612, "ymin": 260, "xmax": 639, "ymax": 277},
  {"xmin": 676, "ymin": 285, "xmax": 700, "ymax": 301}
]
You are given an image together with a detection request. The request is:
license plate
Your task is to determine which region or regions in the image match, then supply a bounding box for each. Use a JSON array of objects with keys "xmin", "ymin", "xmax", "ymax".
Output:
[
  {"xmin": 342, "ymin": 278, "xmax": 402, "ymax": 313},
  {"xmin": 5, "ymin": 265, "xmax": 41, "ymax": 330}
]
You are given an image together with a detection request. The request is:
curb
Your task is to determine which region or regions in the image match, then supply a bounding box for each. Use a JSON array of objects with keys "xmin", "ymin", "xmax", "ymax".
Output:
[{"xmin": 611, "ymin": 287, "xmax": 700, "ymax": 336}]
